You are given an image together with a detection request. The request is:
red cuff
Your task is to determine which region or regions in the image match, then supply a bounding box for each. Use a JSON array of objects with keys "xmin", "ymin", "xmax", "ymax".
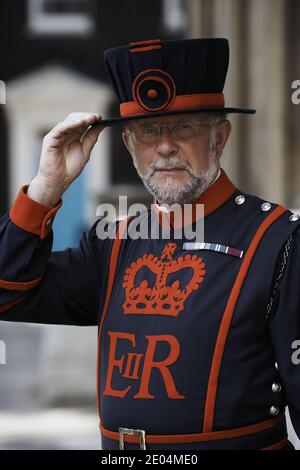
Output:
[{"xmin": 9, "ymin": 185, "xmax": 63, "ymax": 239}]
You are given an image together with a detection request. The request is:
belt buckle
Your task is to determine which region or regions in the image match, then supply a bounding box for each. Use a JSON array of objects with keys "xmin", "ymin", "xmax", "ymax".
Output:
[{"xmin": 119, "ymin": 427, "xmax": 146, "ymax": 450}]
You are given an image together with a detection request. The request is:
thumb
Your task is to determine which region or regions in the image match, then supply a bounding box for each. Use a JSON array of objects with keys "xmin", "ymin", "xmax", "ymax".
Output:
[{"xmin": 82, "ymin": 123, "xmax": 104, "ymax": 157}]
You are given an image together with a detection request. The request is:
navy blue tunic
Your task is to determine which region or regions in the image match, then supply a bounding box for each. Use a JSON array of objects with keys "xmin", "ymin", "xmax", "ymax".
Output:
[{"xmin": 0, "ymin": 168, "xmax": 299, "ymax": 450}]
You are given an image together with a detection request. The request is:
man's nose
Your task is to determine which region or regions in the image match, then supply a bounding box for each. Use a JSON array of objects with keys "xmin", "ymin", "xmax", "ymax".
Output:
[{"xmin": 156, "ymin": 126, "xmax": 178, "ymax": 156}]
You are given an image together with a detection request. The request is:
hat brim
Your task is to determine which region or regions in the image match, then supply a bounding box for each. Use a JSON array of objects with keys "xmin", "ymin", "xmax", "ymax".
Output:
[{"xmin": 93, "ymin": 107, "xmax": 256, "ymax": 128}]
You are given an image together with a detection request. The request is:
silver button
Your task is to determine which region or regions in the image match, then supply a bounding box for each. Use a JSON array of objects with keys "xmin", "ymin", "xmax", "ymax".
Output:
[
  {"xmin": 261, "ymin": 202, "xmax": 271, "ymax": 212},
  {"xmin": 289, "ymin": 213, "xmax": 300, "ymax": 222},
  {"xmin": 271, "ymin": 382, "xmax": 281, "ymax": 393},
  {"xmin": 269, "ymin": 405, "xmax": 280, "ymax": 416},
  {"xmin": 46, "ymin": 218, "xmax": 52, "ymax": 227},
  {"xmin": 235, "ymin": 195, "xmax": 245, "ymax": 205}
]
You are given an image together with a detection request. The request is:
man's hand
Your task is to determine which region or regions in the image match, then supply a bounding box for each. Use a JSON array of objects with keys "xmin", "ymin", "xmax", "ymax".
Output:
[{"xmin": 27, "ymin": 112, "xmax": 104, "ymax": 206}]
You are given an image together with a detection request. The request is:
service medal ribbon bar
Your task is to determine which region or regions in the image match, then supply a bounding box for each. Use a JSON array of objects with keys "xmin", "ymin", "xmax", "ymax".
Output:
[{"xmin": 183, "ymin": 242, "xmax": 244, "ymax": 259}]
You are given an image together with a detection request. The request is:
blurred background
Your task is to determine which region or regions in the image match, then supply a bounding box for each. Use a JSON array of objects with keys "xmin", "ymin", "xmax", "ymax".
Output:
[{"xmin": 0, "ymin": 0, "xmax": 299, "ymax": 449}]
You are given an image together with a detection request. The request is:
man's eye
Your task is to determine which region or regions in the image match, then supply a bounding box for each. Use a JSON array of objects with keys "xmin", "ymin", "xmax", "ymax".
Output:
[
  {"xmin": 142, "ymin": 126, "xmax": 157, "ymax": 134},
  {"xmin": 175, "ymin": 123, "xmax": 193, "ymax": 130}
]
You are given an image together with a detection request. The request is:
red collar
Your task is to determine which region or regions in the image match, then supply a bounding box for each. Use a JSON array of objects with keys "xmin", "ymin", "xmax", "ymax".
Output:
[{"xmin": 153, "ymin": 168, "xmax": 236, "ymax": 229}]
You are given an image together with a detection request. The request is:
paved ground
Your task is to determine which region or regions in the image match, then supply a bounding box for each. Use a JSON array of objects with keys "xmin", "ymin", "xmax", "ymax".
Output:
[{"xmin": 0, "ymin": 407, "xmax": 102, "ymax": 450}]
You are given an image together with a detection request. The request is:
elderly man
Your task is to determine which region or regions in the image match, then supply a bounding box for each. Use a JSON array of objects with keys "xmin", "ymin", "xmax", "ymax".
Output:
[
  {"xmin": 0, "ymin": 38, "xmax": 299, "ymax": 450},
  {"xmin": 122, "ymin": 111, "xmax": 229, "ymax": 207}
]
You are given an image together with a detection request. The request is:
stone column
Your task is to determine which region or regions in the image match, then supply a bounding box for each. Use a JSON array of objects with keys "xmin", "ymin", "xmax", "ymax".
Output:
[
  {"xmin": 185, "ymin": 0, "xmax": 286, "ymax": 201},
  {"xmin": 246, "ymin": 0, "xmax": 286, "ymax": 203}
]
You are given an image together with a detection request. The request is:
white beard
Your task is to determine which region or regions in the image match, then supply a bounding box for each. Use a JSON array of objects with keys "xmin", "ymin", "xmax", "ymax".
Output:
[{"xmin": 131, "ymin": 135, "xmax": 220, "ymax": 206}]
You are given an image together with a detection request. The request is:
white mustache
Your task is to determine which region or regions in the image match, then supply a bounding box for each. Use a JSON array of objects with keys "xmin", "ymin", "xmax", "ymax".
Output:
[{"xmin": 150, "ymin": 159, "xmax": 192, "ymax": 175}]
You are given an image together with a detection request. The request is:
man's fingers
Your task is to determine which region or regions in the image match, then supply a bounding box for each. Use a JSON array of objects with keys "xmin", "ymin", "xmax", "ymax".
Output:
[
  {"xmin": 81, "ymin": 123, "xmax": 104, "ymax": 156},
  {"xmin": 58, "ymin": 114, "xmax": 101, "ymax": 135},
  {"xmin": 48, "ymin": 114, "xmax": 102, "ymax": 141}
]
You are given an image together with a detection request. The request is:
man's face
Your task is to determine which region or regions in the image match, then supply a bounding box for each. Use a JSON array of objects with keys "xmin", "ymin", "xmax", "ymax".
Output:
[{"xmin": 122, "ymin": 112, "xmax": 231, "ymax": 205}]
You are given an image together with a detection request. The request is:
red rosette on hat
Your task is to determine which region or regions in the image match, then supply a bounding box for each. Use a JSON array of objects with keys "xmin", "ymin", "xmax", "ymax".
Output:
[{"xmin": 132, "ymin": 68, "xmax": 176, "ymax": 113}]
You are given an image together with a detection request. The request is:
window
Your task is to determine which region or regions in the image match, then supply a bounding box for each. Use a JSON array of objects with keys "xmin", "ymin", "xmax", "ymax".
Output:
[
  {"xmin": 0, "ymin": 81, "xmax": 6, "ymax": 105},
  {"xmin": 162, "ymin": 0, "xmax": 187, "ymax": 34},
  {"xmin": 27, "ymin": 0, "xmax": 95, "ymax": 36}
]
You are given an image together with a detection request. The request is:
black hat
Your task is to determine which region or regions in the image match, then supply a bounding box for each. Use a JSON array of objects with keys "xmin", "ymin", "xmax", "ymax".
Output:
[{"xmin": 98, "ymin": 37, "xmax": 255, "ymax": 127}]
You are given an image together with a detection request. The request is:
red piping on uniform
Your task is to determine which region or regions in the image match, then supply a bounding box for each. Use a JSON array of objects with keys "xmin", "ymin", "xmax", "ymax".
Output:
[
  {"xmin": 100, "ymin": 414, "xmax": 284, "ymax": 445},
  {"xmin": 0, "ymin": 267, "xmax": 46, "ymax": 291},
  {"xmin": 96, "ymin": 217, "xmax": 132, "ymax": 417},
  {"xmin": 202, "ymin": 205, "xmax": 288, "ymax": 433},
  {"xmin": 129, "ymin": 39, "xmax": 161, "ymax": 47},
  {"xmin": 0, "ymin": 294, "xmax": 28, "ymax": 313},
  {"xmin": 262, "ymin": 437, "xmax": 288, "ymax": 450},
  {"xmin": 130, "ymin": 45, "xmax": 162, "ymax": 53}
]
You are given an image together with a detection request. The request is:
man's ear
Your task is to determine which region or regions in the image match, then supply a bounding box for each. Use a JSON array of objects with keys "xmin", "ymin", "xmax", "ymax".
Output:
[
  {"xmin": 122, "ymin": 130, "xmax": 133, "ymax": 155},
  {"xmin": 215, "ymin": 119, "xmax": 232, "ymax": 158}
]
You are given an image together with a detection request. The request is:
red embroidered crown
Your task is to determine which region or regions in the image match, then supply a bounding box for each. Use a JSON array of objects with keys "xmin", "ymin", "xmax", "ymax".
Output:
[{"xmin": 122, "ymin": 243, "xmax": 206, "ymax": 317}]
